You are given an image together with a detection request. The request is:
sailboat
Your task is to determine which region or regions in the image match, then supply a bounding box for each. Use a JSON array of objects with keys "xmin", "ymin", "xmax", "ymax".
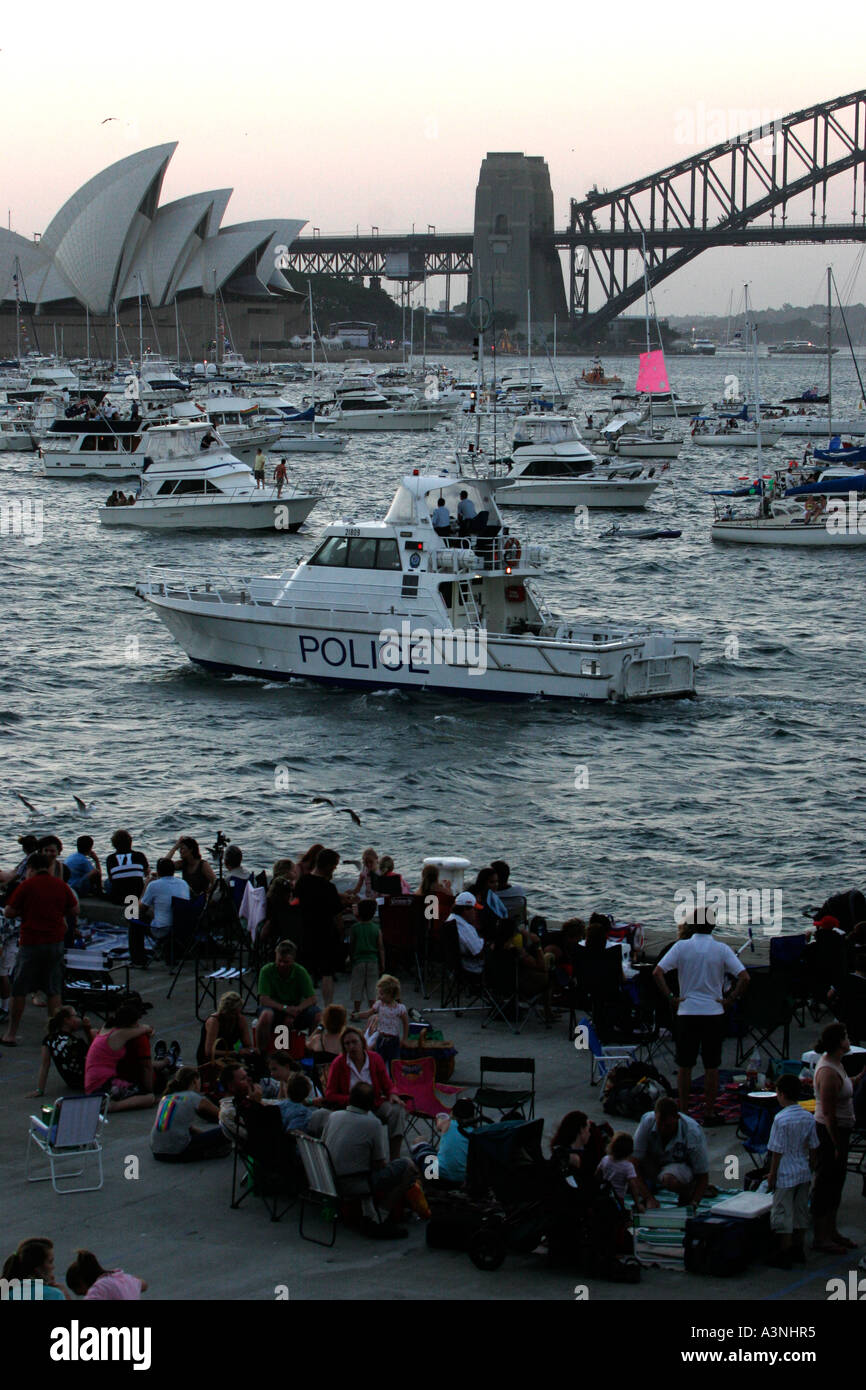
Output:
[
  {"xmin": 272, "ymin": 286, "xmax": 346, "ymax": 454},
  {"xmin": 711, "ymin": 273, "xmax": 866, "ymax": 546}
]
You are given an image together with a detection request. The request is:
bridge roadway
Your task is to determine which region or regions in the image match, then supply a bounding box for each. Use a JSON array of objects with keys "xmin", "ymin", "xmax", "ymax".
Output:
[{"xmin": 285, "ymin": 222, "xmax": 866, "ymax": 273}]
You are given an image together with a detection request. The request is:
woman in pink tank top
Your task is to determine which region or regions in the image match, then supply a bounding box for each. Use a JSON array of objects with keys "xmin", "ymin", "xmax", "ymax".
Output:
[
  {"xmin": 812, "ymin": 1021, "xmax": 863, "ymax": 1253},
  {"xmin": 83, "ymin": 1007, "xmax": 157, "ymax": 1113}
]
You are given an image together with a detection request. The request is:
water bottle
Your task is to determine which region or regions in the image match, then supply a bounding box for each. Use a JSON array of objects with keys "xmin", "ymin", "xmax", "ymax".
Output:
[{"xmin": 746, "ymin": 1051, "xmax": 760, "ymax": 1089}]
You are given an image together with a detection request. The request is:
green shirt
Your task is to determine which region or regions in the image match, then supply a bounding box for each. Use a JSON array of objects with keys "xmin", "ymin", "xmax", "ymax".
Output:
[
  {"xmin": 351, "ymin": 919, "xmax": 381, "ymax": 964},
  {"xmin": 257, "ymin": 961, "xmax": 314, "ymax": 1007}
]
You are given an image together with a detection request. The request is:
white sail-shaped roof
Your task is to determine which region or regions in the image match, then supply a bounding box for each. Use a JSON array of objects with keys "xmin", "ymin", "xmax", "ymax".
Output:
[
  {"xmin": 40, "ymin": 143, "xmax": 177, "ymax": 314},
  {"xmin": 118, "ymin": 191, "xmax": 230, "ymax": 305},
  {"xmin": 1, "ymin": 145, "xmax": 304, "ymax": 311}
]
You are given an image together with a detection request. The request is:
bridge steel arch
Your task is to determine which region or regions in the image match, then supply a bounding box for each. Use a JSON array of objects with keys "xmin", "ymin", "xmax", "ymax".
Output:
[{"xmin": 565, "ymin": 89, "xmax": 866, "ymax": 336}]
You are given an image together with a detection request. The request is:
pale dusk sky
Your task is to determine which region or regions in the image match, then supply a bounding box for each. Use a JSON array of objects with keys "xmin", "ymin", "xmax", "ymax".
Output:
[{"xmin": 2, "ymin": 1, "xmax": 864, "ymax": 316}]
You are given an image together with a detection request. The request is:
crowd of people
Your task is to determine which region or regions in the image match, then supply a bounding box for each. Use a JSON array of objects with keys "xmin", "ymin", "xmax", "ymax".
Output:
[{"xmin": 2, "ymin": 825, "xmax": 865, "ymax": 1287}]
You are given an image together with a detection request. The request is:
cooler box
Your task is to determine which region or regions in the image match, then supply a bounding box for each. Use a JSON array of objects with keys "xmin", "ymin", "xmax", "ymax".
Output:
[{"xmin": 684, "ymin": 1194, "xmax": 772, "ymax": 1275}]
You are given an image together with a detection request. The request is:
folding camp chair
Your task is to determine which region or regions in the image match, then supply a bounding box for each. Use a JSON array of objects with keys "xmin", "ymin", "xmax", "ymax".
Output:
[
  {"xmin": 474, "ymin": 1056, "xmax": 535, "ymax": 1122},
  {"xmin": 481, "ymin": 951, "xmax": 546, "ymax": 1034},
  {"xmin": 379, "ymin": 896, "xmax": 426, "ymax": 996},
  {"xmin": 26, "ymin": 1093, "xmax": 108, "ymax": 1194},
  {"xmin": 732, "ymin": 970, "xmax": 793, "ymax": 1065},
  {"xmin": 229, "ymin": 1100, "xmax": 298, "ymax": 1223},
  {"xmin": 292, "ymin": 1131, "xmax": 350, "ymax": 1247},
  {"xmin": 736, "ymin": 1096, "xmax": 777, "ymax": 1169},
  {"xmin": 437, "ymin": 918, "xmax": 486, "ymax": 1012},
  {"xmin": 390, "ymin": 1056, "xmax": 465, "ymax": 1140},
  {"xmin": 575, "ymin": 1015, "xmax": 638, "ymax": 1086}
]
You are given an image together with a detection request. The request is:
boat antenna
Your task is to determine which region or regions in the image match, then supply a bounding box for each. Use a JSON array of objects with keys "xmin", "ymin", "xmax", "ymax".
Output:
[
  {"xmin": 746, "ymin": 285, "xmax": 763, "ymax": 481},
  {"xmin": 827, "ymin": 265, "xmax": 833, "ymax": 438}
]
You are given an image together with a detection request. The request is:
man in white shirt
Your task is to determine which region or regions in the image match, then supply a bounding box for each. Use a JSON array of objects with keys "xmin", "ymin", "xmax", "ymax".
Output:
[
  {"xmin": 653, "ymin": 911, "xmax": 749, "ymax": 1125},
  {"xmin": 448, "ymin": 891, "xmax": 485, "ymax": 975},
  {"xmin": 140, "ymin": 858, "xmax": 191, "ymax": 940}
]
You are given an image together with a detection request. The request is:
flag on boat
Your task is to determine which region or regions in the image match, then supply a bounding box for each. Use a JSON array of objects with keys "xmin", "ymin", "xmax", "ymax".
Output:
[{"xmin": 636, "ymin": 350, "xmax": 670, "ymax": 394}]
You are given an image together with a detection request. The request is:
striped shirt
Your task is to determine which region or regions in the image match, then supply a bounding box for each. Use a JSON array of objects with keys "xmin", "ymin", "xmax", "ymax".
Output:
[{"xmin": 768, "ymin": 1104, "xmax": 819, "ymax": 1188}]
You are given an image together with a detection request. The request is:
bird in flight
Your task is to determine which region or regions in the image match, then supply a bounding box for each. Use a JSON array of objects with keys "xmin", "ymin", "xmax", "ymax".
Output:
[
  {"xmin": 73, "ymin": 795, "xmax": 88, "ymax": 811},
  {"xmin": 14, "ymin": 791, "xmax": 38, "ymax": 812},
  {"xmin": 102, "ymin": 117, "xmax": 118, "ymax": 124}
]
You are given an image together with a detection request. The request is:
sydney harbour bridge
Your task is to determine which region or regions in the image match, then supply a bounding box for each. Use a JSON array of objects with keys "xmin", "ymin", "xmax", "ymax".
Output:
[{"xmin": 280, "ymin": 90, "xmax": 866, "ymax": 338}]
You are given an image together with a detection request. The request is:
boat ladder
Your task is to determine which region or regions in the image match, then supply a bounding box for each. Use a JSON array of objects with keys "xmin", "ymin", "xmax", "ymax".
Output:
[{"xmin": 457, "ymin": 577, "xmax": 483, "ymax": 628}]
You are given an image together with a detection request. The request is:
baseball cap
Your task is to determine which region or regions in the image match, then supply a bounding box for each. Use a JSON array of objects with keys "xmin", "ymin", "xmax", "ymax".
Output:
[{"xmin": 455, "ymin": 891, "xmax": 477, "ymax": 907}]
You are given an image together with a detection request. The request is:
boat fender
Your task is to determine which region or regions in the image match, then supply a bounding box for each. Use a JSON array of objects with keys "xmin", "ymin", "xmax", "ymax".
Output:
[{"xmin": 503, "ymin": 537, "xmax": 521, "ymax": 564}]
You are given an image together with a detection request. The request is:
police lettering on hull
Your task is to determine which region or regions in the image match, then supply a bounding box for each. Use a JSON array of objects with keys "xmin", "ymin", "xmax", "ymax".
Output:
[{"xmin": 297, "ymin": 634, "xmax": 430, "ymax": 676}]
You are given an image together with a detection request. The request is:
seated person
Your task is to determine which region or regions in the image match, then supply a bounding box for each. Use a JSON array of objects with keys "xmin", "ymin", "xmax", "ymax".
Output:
[
  {"xmin": 489, "ymin": 860, "xmax": 527, "ymax": 919},
  {"xmin": 150, "ymin": 1066, "xmax": 229, "ymax": 1162},
  {"xmin": 597, "ymin": 1131, "xmax": 652, "ymax": 1209},
  {"xmin": 447, "ymin": 892, "xmax": 485, "ymax": 975},
  {"xmin": 473, "ymin": 866, "xmax": 508, "ymax": 939},
  {"xmin": 374, "ymin": 855, "xmax": 411, "ymax": 896},
  {"xmin": 306, "ymin": 1003, "xmax": 348, "ymax": 1059},
  {"xmin": 631, "ymin": 1096, "xmax": 709, "ymax": 1207},
  {"xmin": 272, "ymin": 1071, "xmax": 327, "ymax": 1135},
  {"xmin": 431, "ymin": 496, "xmax": 451, "ymax": 536},
  {"xmin": 28, "ymin": 1006, "xmax": 94, "ymax": 1099},
  {"xmin": 217, "ymin": 1062, "xmax": 262, "ymax": 1142},
  {"xmin": 322, "ymin": 1081, "xmax": 418, "ymax": 1239},
  {"xmin": 64, "ymin": 836, "xmax": 101, "ymax": 897},
  {"xmin": 324, "ymin": 1027, "xmax": 407, "ymax": 1159},
  {"xmin": 65, "ymin": 1251, "xmax": 147, "ymax": 1300},
  {"xmin": 138, "ymin": 857, "xmax": 191, "ymax": 946},
  {"xmin": 225, "ymin": 844, "xmax": 251, "ymax": 905},
  {"xmin": 105, "ymin": 830, "xmax": 149, "ymax": 907},
  {"xmin": 256, "ymin": 939, "xmax": 320, "ymax": 1055},
  {"xmin": 433, "ymin": 1097, "xmax": 477, "ymax": 1185},
  {"xmin": 197, "ymin": 990, "xmax": 254, "ymax": 1064},
  {"xmin": 83, "ymin": 1000, "xmax": 156, "ymax": 1112}
]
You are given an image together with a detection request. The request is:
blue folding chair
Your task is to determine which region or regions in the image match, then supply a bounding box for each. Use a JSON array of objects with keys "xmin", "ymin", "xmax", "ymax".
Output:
[{"xmin": 736, "ymin": 1096, "xmax": 777, "ymax": 1169}]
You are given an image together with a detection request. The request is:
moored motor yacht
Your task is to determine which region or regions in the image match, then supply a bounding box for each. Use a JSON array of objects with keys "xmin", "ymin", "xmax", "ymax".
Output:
[
  {"xmin": 98, "ymin": 424, "xmax": 323, "ymax": 532},
  {"xmin": 318, "ymin": 390, "xmax": 439, "ymax": 431},
  {"xmin": 482, "ymin": 455, "xmax": 665, "ymax": 509},
  {"xmin": 134, "ymin": 470, "xmax": 700, "ymax": 700}
]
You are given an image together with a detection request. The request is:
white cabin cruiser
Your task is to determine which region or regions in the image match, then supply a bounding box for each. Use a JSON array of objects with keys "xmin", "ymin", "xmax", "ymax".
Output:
[
  {"xmin": 98, "ymin": 424, "xmax": 322, "ymax": 532},
  {"xmin": 319, "ymin": 390, "xmax": 439, "ymax": 432},
  {"xmin": 689, "ymin": 416, "xmax": 786, "ymax": 447},
  {"xmin": 171, "ymin": 396, "xmax": 280, "ymax": 464},
  {"xmin": 511, "ymin": 413, "xmax": 596, "ymax": 470},
  {"xmin": 594, "ymin": 412, "xmax": 681, "ymax": 461},
  {"xmin": 139, "ymin": 356, "xmax": 190, "ymax": 401},
  {"xmin": 134, "ymin": 471, "xmax": 700, "ymax": 700}
]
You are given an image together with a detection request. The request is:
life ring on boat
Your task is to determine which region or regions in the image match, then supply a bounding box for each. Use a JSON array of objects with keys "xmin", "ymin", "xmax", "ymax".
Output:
[{"xmin": 503, "ymin": 537, "xmax": 521, "ymax": 564}]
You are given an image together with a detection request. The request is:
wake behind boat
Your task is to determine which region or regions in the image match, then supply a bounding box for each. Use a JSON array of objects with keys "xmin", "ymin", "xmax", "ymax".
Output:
[{"xmin": 134, "ymin": 470, "xmax": 700, "ymax": 701}]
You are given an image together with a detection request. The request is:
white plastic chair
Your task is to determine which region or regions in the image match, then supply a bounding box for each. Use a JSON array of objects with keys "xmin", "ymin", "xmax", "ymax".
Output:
[{"xmin": 26, "ymin": 1093, "xmax": 108, "ymax": 1194}]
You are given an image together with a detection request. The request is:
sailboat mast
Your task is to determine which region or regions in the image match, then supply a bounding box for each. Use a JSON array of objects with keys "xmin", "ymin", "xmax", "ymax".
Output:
[
  {"xmin": 747, "ymin": 286, "xmax": 763, "ymax": 475},
  {"xmin": 309, "ymin": 282, "xmax": 317, "ymax": 439},
  {"xmin": 527, "ymin": 291, "xmax": 532, "ymax": 394},
  {"xmin": 175, "ymin": 298, "xmax": 180, "ymax": 367},
  {"xmin": 138, "ymin": 274, "xmax": 144, "ymax": 374},
  {"xmin": 641, "ymin": 236, "xmax": 654, "ymax": 432},
  {"xmin": 14, "ymin": 257, "xmax": 21, "ymax": 362},
  {"xmin": 827, "ymin": 266, "xmax": 833, "ymax": 438}
]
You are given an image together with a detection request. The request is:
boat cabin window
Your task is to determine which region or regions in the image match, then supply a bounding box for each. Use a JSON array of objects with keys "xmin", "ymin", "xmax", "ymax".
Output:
[
  {"xmin": 173, "ymin": 478, "xmax": 209, "ymax": 494},
  {"xmin": 308, "ymin": 536, "xmax": 403, "ymax": 570},
  {"xmin": 521, "ymin": 458, "xmax": 579, "ymax": 477},
  {"xmin": 81, "ymin": 434, "xmax": 117, "ymax": 452},
  {"xmin": 157, "ymin": 481, "xmax": 179, "ymax": 495}
]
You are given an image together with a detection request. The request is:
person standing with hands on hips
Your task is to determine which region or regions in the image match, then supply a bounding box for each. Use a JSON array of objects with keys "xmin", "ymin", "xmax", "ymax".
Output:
[{"xmin": 652, "ymin": 908, "xmax": 749, "ymax": 1125}]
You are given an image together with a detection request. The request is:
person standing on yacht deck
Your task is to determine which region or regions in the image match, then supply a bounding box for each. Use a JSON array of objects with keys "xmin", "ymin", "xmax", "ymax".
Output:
[
  {"xmin": 274, "ymin": 458, "xmax": 288, "ymax": 497},
  {"xmin": 457, "ymin": 490, "xmax": 477, "ymax": 535},
  {"xmin": 254, "ymin": 449, "xmax": 267, "ymax": 489}
]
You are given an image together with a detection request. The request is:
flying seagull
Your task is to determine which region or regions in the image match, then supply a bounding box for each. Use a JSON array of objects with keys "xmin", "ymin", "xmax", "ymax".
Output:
[
  {"xmin": 73, "ymin": 795, "xmax": 88, "ymax": 811},
  {"xmin": 337, "ymin": 807, "xmax": 362, "ymax": 827},
  {"xmin": 311, "ymin": 795, "xmax": 334, "ymax": 807},
  {"xmin": 101, "ymin": 117, "xmax": 118, "ymax": 124},
  {"xmin": 14, "ymin": 791, "xmax": 38, "ymax": 812}
]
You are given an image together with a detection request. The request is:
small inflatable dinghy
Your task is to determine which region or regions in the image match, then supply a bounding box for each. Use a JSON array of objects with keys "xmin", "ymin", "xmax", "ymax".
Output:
[{"xmin": 601, "ymin": 524, "xmax": 682, "ymax": 541}]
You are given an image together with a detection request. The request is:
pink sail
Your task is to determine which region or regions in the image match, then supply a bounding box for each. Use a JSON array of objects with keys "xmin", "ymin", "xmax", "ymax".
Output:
[{"xmin": 636, "ymin": 349, "xmax": 670, "ymax": 394}]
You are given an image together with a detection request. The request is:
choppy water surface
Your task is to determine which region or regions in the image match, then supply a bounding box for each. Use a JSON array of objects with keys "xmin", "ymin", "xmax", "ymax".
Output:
[{"xmin": 2, "ymin": 355, "xmax": 865, "ymax": 928}]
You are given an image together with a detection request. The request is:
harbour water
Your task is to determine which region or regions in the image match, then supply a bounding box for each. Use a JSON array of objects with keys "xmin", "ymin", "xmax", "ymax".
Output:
[{"xmin": 3, "ymin": 355, "xmax": 865, "ymax": 929}]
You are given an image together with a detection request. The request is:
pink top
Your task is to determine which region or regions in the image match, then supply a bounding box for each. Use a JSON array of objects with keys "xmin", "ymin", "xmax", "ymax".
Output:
[
  {"xmin": 84, "ymin": 1032, "xmax": 121, "ymax": 1093},
  {"xmin": 85, "ymin": 1270, "xmax": 143, "ymax": 1300}
]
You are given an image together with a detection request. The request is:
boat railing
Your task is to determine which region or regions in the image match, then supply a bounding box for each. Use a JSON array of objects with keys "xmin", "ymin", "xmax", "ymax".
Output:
[
  {"xmin": 140, "ymin": 568, "xmax": 257, "ymax": 605},
  {"xmin": 433, "ymin": 534, "xmax": 547, "ymax": 573}
]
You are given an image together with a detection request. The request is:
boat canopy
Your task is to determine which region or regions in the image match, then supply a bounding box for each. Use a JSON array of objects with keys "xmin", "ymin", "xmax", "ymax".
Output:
[
  {"xmin": 384, "ymin": 473, "xmax": 498, "ymax": 525},
  {"xmin": 600, "ymin": 411, "xmax": 643, "ymax": 437},
  {"xmin": 785, "ymin": 474, "xmax": 866, "ymax": 496},
  {"xmin": 513, "ymin": 416, "xmax": 580, "ymax": 444},
  {"xmin": 140, "ymin": 424, "xmax": 215, "ymax": 461}
]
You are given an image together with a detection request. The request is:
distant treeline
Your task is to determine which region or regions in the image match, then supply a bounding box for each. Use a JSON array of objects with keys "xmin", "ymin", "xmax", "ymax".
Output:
[{"xmin": 669, "ymin": 303, "xmax": 866, "ymax": 344}]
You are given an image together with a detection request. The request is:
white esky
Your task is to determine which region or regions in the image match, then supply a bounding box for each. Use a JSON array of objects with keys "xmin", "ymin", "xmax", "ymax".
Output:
[{"xmin": 2, "ymin": 0, "xmax": 864, "ymax": 315}]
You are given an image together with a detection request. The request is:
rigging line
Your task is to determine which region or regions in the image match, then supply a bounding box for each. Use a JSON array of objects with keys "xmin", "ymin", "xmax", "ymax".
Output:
[{"xmin": 831, "ymin": 268, "xmax": 866, "ymax": 405}]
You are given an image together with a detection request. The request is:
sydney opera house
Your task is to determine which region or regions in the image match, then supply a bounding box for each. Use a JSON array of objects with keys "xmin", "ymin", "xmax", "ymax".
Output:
[{"xmin": 0, "ymin": 143, "xmax": 307, "ymax": 358}]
